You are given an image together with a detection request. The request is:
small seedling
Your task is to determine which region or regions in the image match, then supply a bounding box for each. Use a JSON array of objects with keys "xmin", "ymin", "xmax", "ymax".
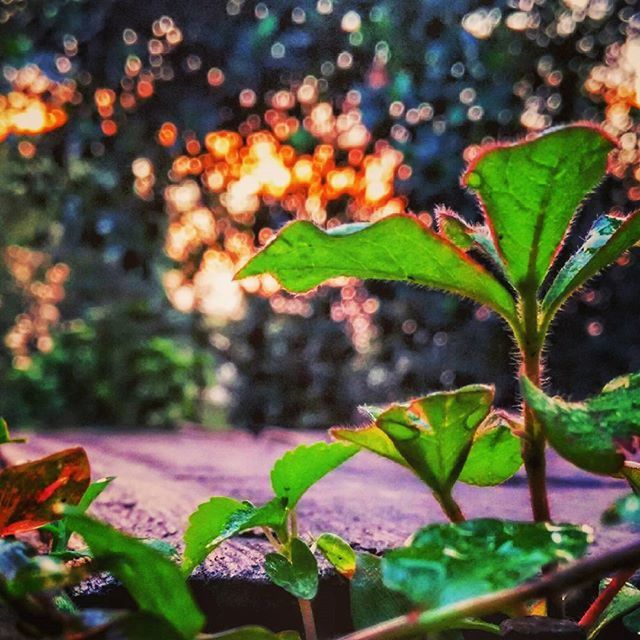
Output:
[{"xmin": 183, "ymin": 441, "xmax": 358, "ymax": 640}]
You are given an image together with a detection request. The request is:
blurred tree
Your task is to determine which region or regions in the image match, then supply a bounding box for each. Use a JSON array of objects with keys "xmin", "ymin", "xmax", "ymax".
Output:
[{"xmin": 0, "ymin": 0, "xmax": 637, "ymax": 429}]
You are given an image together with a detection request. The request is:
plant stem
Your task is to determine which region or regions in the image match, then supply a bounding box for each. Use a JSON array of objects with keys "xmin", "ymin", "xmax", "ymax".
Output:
[
  {"xmin": 578, "ymin": 566, "xmax": 637, "ymax": 630},
  {"xmin": 338, "ymin": 540, "xmax": 640, "ymax": 640},
  {"xmin": 520, "ymin": 287, "xmax": 551, "ymax": 523},
  {"xmin": 298, "ymin": 598, "xmax": 318, "ymax": 640},
  {"xmin": 436, "ymin": 490, "xmax": 466, "ymax": 523},
  {"xmin": 262, "ymin": 527, "xmax": 283, "ymax": 551}
]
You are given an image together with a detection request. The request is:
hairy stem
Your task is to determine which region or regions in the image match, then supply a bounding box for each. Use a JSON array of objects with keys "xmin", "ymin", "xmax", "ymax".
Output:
[
  {"xmin": 298, "ymin": 598, "xmax": 318, "ymax": 640},
  {"xmin": 338, "ymin": 540, "xmax": 640, "ymax": 640},
  {"xmin": 436, "ymin": 490, "xmax": 466, "ymax": 523},
  {"xmin": 579, "ymin": 566, "xmax": 637, "ymax": 630},
  {"xmin": 520, "ymin": 287, "xmax": 551, "ymax": 523}
]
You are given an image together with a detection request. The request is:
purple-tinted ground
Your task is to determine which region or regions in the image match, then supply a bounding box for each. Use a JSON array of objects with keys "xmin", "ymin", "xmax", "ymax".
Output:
[{"xmin": 1, "ymin": 428, "xmax": 636, "ymax": 633}]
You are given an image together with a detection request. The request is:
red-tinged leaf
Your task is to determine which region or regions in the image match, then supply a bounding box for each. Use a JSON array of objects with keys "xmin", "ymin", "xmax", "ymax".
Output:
[
  {"xmin": 462, "ymin": 124, "xmax": 615, "ymax": 293},
  {"xmin": 0, "ymin": 447, "xmax": 91, "ymax": 536}
]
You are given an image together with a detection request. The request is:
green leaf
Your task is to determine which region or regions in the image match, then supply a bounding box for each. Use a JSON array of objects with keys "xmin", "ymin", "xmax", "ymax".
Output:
[
  {"xmin": 521, "ymin": 374, "xmax": 640, "ymax": 475},
  {"xmin": 182, "ymin": 496, "xmax": 286, "ymax": 575},
  {"xmin": 602, "ymin": 493, "xmax": 640, "ymax": 527},
  {"xmin": 375, "ymin": 385, "xmax": 494, "ymax": 494},
  {"xmin": 264, "ymin": 538, "xmax": 318, "ymax": 600},
  {"xmin": 63, "ymin": 511, "xmax": 204, "ymax": 639},
  {"xmin": 77, "ymin": 476, "xmax": 115, "ymax": 513},
  {"xmin": 462, "ymin": 124, "xmax": 614, "ymax": 292},
  {"xmin": 350, "ymin": 552, "xmax": 412, "ymax": 629},
  {"xmin": 0, "ymin": 418, "xmax": 25, "ymax": 445},
  {"xmin": 458, "ymin": 412, "xmax": 523, "ymax": 486},
  {"xmin": 7, "ymin": 553, "xmax": 92, "ymax": 598},
  {"xmin": 315, "ymin": 533, "xmax": 356, "ymax": 579},
  {"xmin": 382, "ymin": 519, "xmax": 592, "ymax": 608},
  {"xmin": 543, "ymin": 211, "xmax": 640, "ymax": 322},
  {"xmin": 333, "ymin": 409, "xmax": 522, "ymax": 488},
  {"xmin": 236, "ymin": 215, "xmax": 518, "ymax": 324},
  {"xmin": 270, "ymin": 441, "xmax": 358, "ymax": 509},
  {"xmin": 330, "ymin": 424, "xmax": 408, "ymax": 468},
  {"xmin": 623, "ymin": 605, "xmax": 640, "ymax": 635},
  {"xmin": 623, "ymin": 465, "xmax": 640, "ymax": 495},
  {"xmin": 436, "ymin": 209, "xmax": 507, "ymax": 276},
  {"xmin": 207, "ymin": 627, "xmax": 301, "ymax": 640},
  {"xmin": 588, "ymin": 579, "xmax": 640, "ymax": 639}
]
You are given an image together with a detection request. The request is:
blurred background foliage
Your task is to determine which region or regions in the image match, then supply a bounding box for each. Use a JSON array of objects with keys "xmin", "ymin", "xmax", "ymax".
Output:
[{"xmin": 0, "ymin": 0, "xmax": 638, "ymax": 429}]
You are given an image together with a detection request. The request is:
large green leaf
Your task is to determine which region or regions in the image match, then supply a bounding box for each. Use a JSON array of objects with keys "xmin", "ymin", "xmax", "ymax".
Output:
[
  {"xmin": 182, "ymin": 496, "xmax": 287, "ymax": 575},
  {"xmin": 350, "ymin": 552, "xmax": 413, "ymax": 630},
  {"xmin": 588, "ymin": 580, "xmax": 640, "ymax": 639},
  {"xmin": 543, "ymin": 211, "xmax": 640, "ymax": 322},
  {"xmin": 332, "ymin": 404, "xmax": 521, "ymax": 488},
  {"xmin": 236, "ymin": 215, "xmax": 518, "ymax": 324},
  {"xmin": 330, "ymin": 424, "xmax": 408, "ymax": 467},
  {"xmin": 462, "ymin": 125, "xmax": 614, "ymax": 292},
  {"xmin": 270, "ymin": 441, "xmax": 358, "ymax": 509},
  {"xmin": 521, "ymin": 374, "xmax": 640, "ymax": 475},
  {"xmin": 374, "ymin": 385, "xmax": 494, "ymax": 493},
  {"xmin": 382, "ymin": 519, "xmax": 591, "ymax": 608},
  {"xmin": 64, "ymin": 512, "xmax": 204, "ymax": 639},
  {"xmin": 264, "ymin": 538, "xmax": 318, "ymax": 600}
]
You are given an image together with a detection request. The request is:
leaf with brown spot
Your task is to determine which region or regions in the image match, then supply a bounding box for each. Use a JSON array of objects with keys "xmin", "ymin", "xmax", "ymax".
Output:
[{"xmin": 0, "ymin": 447, "xmax": 91, "ymax": 536}]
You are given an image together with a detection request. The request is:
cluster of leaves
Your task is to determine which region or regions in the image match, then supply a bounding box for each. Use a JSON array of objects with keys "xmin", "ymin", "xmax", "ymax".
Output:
[
  {"xmin": 4, "ymin": 123, "xmax": 640, "ymax": 639},
  {"xmin": 233, "ymin": 123, "xmax": 640, "ymax": 635}
]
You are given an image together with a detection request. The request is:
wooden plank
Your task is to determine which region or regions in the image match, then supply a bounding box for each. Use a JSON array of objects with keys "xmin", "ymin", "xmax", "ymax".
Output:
[{"xmin": 0, "ymin": 428, "xmax": 635, "ymax": 634}]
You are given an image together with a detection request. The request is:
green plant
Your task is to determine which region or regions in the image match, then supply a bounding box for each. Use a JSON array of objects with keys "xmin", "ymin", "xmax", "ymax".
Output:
[
  {"xmin": 238, "ymin": 123, "xmax": 637, "ymax": 522},
  {"xmin": 234, "ymin": 123, "xmax": 640, "ymax": 635},
  {"xmin": 183, "ymin": 441, "xmax": 359, "ymax": 640}
]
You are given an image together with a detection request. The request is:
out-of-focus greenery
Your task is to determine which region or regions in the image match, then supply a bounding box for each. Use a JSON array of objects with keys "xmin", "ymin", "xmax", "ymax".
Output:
[
  {"xmin": 0, "ymin": 0, "xmax": 638, "ymax": 429},
  {"xmin": 0, "ymin": 301, "xmax": 215, "ymax": 428}
]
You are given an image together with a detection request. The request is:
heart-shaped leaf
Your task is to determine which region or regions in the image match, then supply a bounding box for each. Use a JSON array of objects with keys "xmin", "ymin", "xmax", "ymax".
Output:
[
  {"xmin": 236, "ymin": 214, "xmax": 518, "ymax": 326},
  {"xmin": 543, "ymin": 211, "xmax": 640, "ymax": 324},
  {"xmin": 63, "ymin": 511, "xmax": 204, "ymax": 640},
  {"xmin": 315, "ymin": 533, "xmax": 356, "ymax": 579},
  {"xmin": 521, "ymin": 374, "xmax": 640, "ymax": 475},
  {"xmin": 264, "ymin": 538, "xmax": 318, "ymax": 600},
  {"xmin": 0, "ymin": 447, "xmax": 91, "ymax": 536},
  {"xmin": 374, "ymin": 385, "xmax": 494, "ymax": 494},
  {"xmin": 332, "ymin": 407, "xmax": 522, "ymax": 488},
  {"xmin": 382, "ymin": 519, "xmax": 592, "ymax": 608},
  {"xmin": 462, "ymin": 124, "xmax": 614, "ymax": 293},
  {"xmin": 182, "ymin": 496, "xmax": 287, "ymax": 575},
  {"xmin": 270, "ymin": 441, "xmax": 358, "ymax": 509}
]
